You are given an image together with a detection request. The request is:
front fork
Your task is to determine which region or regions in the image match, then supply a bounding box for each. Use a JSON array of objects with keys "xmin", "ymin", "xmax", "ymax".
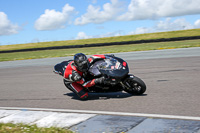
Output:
[{"xmin": 120, "ymin": 74, "xmax": 135, "ymax": 90}]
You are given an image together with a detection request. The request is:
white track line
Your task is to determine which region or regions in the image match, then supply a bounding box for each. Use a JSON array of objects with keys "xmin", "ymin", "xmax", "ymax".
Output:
[{"xmin": 0, "ymin": 107, "xmax": 200, "ymax": 121}]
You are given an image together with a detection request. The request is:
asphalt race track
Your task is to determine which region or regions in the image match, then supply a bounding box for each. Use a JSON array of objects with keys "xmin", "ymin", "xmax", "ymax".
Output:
[{"xmin": 0, "ymin": 47, "xmax": 200, "ymax": 118}]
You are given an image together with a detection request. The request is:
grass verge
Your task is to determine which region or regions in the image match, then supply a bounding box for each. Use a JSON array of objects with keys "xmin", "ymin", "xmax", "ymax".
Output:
[
  {"xmin": 0, "ymin": 123, "xmax": 72, "ymax": 133},
  {"xmin": 0, "ymin": 29, "xmax": 200, "ymax": 51},
  {"xmin": 0, "ymin": 39, "xmax": 200, "ymax": 62}
]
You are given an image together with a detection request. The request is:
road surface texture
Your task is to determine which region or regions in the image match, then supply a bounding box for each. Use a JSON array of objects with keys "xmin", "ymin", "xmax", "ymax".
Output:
[{"xmin": 0, "ymin": 47, "xmax": 200, "ymax": 132}]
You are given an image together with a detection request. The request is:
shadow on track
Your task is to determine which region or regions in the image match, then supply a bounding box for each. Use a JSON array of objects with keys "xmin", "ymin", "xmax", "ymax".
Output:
[{"xmin": 64, "ymin": 92, "xmax": 147, "ymax": 101}]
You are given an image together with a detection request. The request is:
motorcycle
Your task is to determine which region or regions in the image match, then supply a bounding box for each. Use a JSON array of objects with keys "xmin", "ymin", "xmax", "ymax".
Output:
[{"xmin": 54, "ymin": 55, "xmax": 146, "ymax": 96}]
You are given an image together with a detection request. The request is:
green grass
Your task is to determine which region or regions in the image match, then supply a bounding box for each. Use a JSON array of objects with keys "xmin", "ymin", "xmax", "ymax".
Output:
[
  {"xmin": 0, "ymin": 29, "xmax": 200, "ymax": 51},
  {"xmin": 0, "ymin": 39, "xmax": 200, "ymax": 62},
  {"xmin": 0, "ymin": 123, "xmax": 73, "ymax": 133}
]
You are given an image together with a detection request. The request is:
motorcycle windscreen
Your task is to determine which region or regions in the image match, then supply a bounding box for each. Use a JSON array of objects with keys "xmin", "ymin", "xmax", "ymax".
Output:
[{"xmin": 88, "ymin": 60, "xmax": 105, "ymax": 76}]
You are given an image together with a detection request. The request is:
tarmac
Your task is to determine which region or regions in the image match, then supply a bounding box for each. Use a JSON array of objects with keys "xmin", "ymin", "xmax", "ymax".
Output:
[{"xmin": 1, "ymin": 48, "xmax": 200, "ymax": 132}]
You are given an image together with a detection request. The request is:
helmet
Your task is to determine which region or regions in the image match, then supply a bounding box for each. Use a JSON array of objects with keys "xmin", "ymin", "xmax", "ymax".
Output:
[{"xmin": 74, "ymin": 53, "xmax": 89, "ymax": 72}]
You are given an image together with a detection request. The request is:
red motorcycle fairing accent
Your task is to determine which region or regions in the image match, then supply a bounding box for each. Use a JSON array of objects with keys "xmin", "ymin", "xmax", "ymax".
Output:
[
  {"xmin": 88, "ymin": 55, "xmax": 106, "ymax": 63},
  {"xmin": 93, "ymin": 55, "xmax": 106, "ymax": 59},
  {"xmin": 123, "ymin": 61, "xmax": 127, "ymax": 67},
  {"xmin": 88, "ymin": 58, "xmax": 93, "ymax": 63}
]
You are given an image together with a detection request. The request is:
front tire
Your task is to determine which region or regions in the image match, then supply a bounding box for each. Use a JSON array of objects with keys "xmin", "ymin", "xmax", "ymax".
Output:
[{"xmin": 123, "ymin": 76, "xmax": 146, "ymax": 95}]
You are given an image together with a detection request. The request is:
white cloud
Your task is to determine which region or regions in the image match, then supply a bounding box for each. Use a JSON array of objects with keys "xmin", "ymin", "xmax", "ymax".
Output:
[
  {"xmin": 74, "ymin": 0, "xmax": 122, "ymax": 25},
  {"xmin": 129, "ymin": 18, "xmax": 196, "ymax": 35},
  {"xmin": 118, "ymin": 0, "xmax": 200, "ymax": 21},
  {"xmin": 129, "ymin": 27, "xmax": 153, "ymax": 35},
  {"xmin": 76, "ymin": 32, "xmax": 92, "ymax": 39},
  {"xmin": 92, "ymin": 0, "xmax": 97, "ymax": 4},
  {"xmin": 194, "ymin": 19, "xmax": 200, "ymax": 28},
  {"xmin": 76, "ymin": 31, "xmax": 122, "ymax": 40},
  {"xmin": 34, "ymin": 4, "xmax": 75, "ymax": 31},
  {"xmin": 155, "ymin": 18, "xmax": 193, "ymax": 32},
  {"xmin": 76, "ymin": 17, "xmax": 199, "ymax": 41},
  {"xmin": 0, "ymin": 12, "xmax": 20, "ymax": 36},
  {"xmin": 97, "ymin": 31, "xmax": 122, "ymax": 38}
]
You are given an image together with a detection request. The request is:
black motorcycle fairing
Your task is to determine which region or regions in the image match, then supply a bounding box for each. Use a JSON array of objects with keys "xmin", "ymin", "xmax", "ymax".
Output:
[
  {"xmin": 87, "ymin": 84, "xmax": 123, "ymax": 93},
  {"xmin": 54, "ymin": 60, "xmax": 72, "ymax": 76}
]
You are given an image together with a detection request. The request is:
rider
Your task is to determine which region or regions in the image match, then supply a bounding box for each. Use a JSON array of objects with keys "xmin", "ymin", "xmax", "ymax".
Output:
[{"xmin": 63, "ymin": 53, "xmax": 107, "ymax": 99}]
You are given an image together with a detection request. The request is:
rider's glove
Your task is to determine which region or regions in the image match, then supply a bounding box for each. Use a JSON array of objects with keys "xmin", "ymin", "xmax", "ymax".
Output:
[{"xmin": 71, "ymin": 70, "xmax": 82, "ymax": 81}]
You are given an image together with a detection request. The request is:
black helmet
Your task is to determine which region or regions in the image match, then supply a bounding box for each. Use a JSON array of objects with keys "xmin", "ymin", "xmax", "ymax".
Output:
[{"xmin": 74, "ymin": 53, "xmax": 89, "ymax": 72}]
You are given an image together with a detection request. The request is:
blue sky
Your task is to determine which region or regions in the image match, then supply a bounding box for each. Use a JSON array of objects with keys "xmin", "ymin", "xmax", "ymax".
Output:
[{"xmin": 0, "ymin": 0, "xmax": 200, "ymax": 45}]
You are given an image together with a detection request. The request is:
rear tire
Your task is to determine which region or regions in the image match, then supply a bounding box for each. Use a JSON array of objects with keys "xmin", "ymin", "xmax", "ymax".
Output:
[{"xmin": 123, "ymin": 76, "xmax": 146, "ymax": 95}]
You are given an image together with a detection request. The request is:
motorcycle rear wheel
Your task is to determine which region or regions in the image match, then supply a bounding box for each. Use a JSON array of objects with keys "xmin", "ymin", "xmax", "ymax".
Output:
[{"xmin": 123, "ymin": 76, "xmax": 146, "ymax": 95}]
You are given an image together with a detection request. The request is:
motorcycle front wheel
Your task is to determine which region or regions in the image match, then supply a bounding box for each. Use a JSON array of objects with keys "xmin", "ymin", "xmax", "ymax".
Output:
[{"xmin": 123, "ymin": 76, "xmax": 146, "ymax": 95}]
